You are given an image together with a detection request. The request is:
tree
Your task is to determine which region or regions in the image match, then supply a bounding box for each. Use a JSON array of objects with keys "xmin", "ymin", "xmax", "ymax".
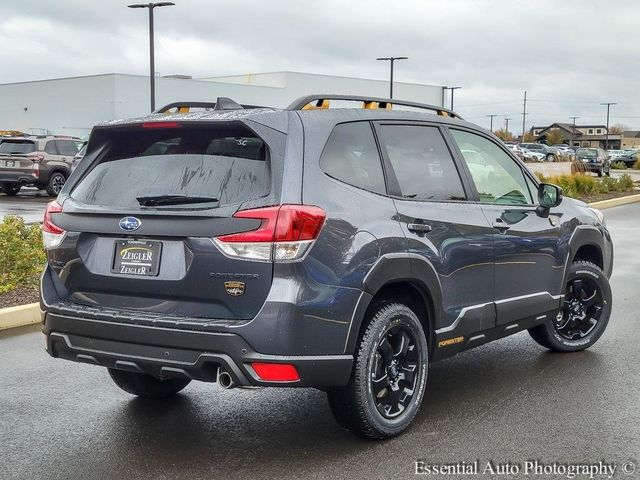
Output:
[
  {"xmin": 522, "ymin": 131, "xmax": 535, "ymax": 143},
  {"xmin": 544, "ymin": 128, "xmax": 565, "ymax": 145},
  {"xmin": 494, "ymin": 128, "xmax": 513, "ymax": 142},
  {"xmin": 609, "ymin": 124, "xmax": 629, "ymax": 135}
]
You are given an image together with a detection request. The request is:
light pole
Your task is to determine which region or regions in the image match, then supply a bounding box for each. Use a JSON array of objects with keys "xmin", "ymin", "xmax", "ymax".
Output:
[
  {"xmin": 128, "ymin": 2, "xmax": 175, "ymax": 112},
  {"xmin": 376, "ymin": 57, "xmax": 408, "ymax": 99},
  {"xmin": 505, "ymin": 117, "xmax": 512, "ymax": 138},
  {"xmin": 600, "ymin": 102, "xmax": 617, "ymax": 150},
  {"xmin": 486, "ymin": 114, "xmax": 498, "ymax": 132},
  {"xmin": 446, "ymin": 86, "xmax": 461, "ymax": 111},
  {"xmin": 569, "ymin": 116, "xmax": 579, "ymax": 147}
]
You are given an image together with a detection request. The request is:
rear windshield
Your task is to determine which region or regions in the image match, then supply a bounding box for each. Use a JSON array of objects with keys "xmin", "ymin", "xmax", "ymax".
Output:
[
  {"xmin": 0, "ymin": 140, "xmax": 36, "ymax": 155},
  {"xmin": 577, "ymin": 149, "xmax": 597, "ymax": 158},
  {"xmin": 71, "ymin": 123, "xmax": 268, "ymax": 209}
]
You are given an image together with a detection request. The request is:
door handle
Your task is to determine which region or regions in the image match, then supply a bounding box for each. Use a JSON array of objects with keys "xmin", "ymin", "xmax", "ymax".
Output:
[
  {"xmin": 491, "ymin": 219, "xmax": 511, "ymax": 233},
  {"xmin": 408, "ymin": 223, "xmax": 432, "ymax": 234}
]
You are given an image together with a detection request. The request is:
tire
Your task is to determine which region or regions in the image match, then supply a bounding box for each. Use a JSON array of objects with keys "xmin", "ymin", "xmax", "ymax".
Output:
[
  {"xmin": 546, "ymin": 154, "xmax": 556, "ymax": 162},
  {"xmin": 45, "ymin": 172, "xmax": 67, "ymax": 197},
  {"xmin": 108, "ymin": 368, "xmax": 191, "ymax": 399},
  {"xmin": 1, "ymin": 183, "xmax": 21, "ymax": 196},
  {"xmin": 597, "ymin": 167, "xmax": 603, "ymax": 177},
  {"xmin": 529, "ymin": 261, "xmax": 612, "ymax": 352},
  {"xmin": 327, "ymin": 303, "xmax": 429, "ymax": 439}
]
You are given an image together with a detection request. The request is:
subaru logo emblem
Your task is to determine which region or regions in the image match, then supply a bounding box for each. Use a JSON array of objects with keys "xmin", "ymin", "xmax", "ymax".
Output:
[{"xmin": 119, "ymin": 217, "xmax": 141, "ymax": 231}]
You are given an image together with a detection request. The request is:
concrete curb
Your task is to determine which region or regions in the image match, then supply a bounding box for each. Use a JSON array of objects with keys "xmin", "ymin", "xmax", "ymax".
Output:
[
  {"xmin": 1, "ymin": 194, "xmax": 640, "ymax": 332},
  {"xmin": 588, "ymin": 193, "xmax": 640, "ymax": 210},
  {"xmin": 0, "ymin": 303, "xmax": 40, "ymax": 331}
]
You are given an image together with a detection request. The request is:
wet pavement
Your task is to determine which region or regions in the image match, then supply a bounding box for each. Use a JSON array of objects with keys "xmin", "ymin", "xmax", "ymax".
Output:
[
  {"xmin": 1, "ymin": 203, "xmax": 639, "ymax": 480},
  {"xmin": 0, "ymin": 187, "xmax": 50, "ymax": 224}
]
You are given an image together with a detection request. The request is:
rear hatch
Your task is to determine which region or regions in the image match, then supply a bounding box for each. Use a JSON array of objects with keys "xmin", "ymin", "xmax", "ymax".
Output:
[
  {"xmin": 0, "ymin": 139, "xmax": 38, "ymax": 172},
  {"xmin": 48, "ymin": 120, "xmax": 287, "ymax": 321}
]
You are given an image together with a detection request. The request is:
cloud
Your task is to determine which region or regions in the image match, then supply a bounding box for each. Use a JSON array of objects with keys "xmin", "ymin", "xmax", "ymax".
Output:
[{"xmin": 0, "ymin": 0, "xmax": 638, "ymax": 129}]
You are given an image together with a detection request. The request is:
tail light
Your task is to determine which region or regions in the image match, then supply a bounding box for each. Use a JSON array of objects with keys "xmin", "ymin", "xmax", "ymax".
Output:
[
  {"xmin": 42, "ymin": 201, "xmax": 65, "ymax": 249},
  {"xmin": 27, "ymin": 153, "xmax": 44, "ymax": 162},
  {"xmin": 212, "ymin": 204, "xmax": 326, "ymax": 262},
  {"xmin": 32, "ymin": 162, "xmax": 40, "ymax": 178}
]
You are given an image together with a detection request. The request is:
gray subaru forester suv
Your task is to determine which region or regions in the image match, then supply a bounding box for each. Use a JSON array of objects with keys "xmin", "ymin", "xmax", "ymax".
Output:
[
  {"xmin": 0, "ymin": 136, "xmax": 80, "ymax": 196},
  {"xmin": 41, "ymin": 95, "xmax": 613, "ymax": 439}
]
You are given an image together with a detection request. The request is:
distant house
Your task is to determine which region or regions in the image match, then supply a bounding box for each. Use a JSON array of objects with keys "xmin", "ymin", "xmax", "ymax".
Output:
[
  {"xmin": 621, "ymin": 131, "xmax": 640, "ymax": 149},
  {"xmin": 530, "ymin": 123, "xmax": 621, "ymax": 149}
]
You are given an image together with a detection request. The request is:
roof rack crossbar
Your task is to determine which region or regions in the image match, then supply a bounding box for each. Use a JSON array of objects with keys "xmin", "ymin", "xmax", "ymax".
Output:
[{"xmin": 287, "ymin": 94, "xmax": 462, "ymax": 119}]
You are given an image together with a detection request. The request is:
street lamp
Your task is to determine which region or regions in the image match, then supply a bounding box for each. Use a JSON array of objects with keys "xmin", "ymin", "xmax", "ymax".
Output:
[
  {"xmin": 569, "ymin": 116, "xmax": 579, "ymax": 147},
  {"xmin": 128, "ymin": 2, "xmax": 175, "ymax": 112},
  {"xmin": 446, "ymin": 86, "xmax": 461, "ymax": 111},
  {"xmin": 376, "ymin": 56, "xmax": 408, "ymax": 99},
  {"xmin": 486, "ymin": 114, "xmax": 498, "ymax": 132},
  {"xmin": 600, "ymin": 102, "xmax": 617, "ymax": 150}
]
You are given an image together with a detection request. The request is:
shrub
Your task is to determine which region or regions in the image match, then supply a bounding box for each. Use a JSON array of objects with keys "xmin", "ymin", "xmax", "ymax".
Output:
[
  {"xmin": 0, "ymin": 216, "xmax": 46, "ymax": 293},
  {"xmin": 542, "ymin": 173, "xmax": 635, "ymax": 199},
  {"xmin": 611, "ymin": 161, "xmax": 627, "ymax": 170},
  {"xmin": 634, "ymin": 159, "xmax": 640, "ymax": 170}
]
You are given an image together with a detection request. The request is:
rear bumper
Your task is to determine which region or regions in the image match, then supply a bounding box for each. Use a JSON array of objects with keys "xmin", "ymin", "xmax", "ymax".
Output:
[
  {"xmin": 43, "ymin": 311, "xmax": 353, "ymax": 388},
  {"xmin": 0, "ymin": 170, "xmax": 37, "ymax": 184}
]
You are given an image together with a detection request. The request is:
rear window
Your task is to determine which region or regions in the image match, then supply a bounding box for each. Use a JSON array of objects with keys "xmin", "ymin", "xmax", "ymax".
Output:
[
  {"xmin": 577, "ymin": 149, "xmax": 597, "ymax": 158},
  {"xmin": 71, "ymin": 123, "xmax": 268, "ymax": 209},
  {"xmin": 0, "ymin": 140, "xmax": 36, "ymax": 155}
]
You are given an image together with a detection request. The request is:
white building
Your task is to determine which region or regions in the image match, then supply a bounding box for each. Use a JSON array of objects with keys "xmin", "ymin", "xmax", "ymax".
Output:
[{"xmin": 0, "ymin": 71, "xmax": 448, "ymax": 137}]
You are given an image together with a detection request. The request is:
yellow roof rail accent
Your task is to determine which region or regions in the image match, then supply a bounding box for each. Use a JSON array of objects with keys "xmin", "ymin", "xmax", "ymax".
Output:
[
  {"xmin": 288, "ymin": 95, "xmax": 462, "ymax": 119},
  {"xmin": 363, "ymin": 101, "xmax": 392, "ymax": 110},
  {"xmin": 302, "ymin": 99, "xmax": 330, "ymax": 110}
]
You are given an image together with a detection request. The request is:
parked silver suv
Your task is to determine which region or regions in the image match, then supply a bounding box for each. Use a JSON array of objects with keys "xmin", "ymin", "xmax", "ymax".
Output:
[{"xmin": 0, "ymin": 136, "xmax": 80, "ymax": 196}]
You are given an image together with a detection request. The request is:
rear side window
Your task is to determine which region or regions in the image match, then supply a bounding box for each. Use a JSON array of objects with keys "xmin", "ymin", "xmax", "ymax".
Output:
[
  {"xmin": 44, "ymin": 141, "xmax": 58, "ymax": 154},
  {"xmin": 377, "ymin": 125, "xmax": 466, "ymax": 201},
  {"xmin": 0, "ymin": 140, "xmax": 36, "ymax": 155},
  {"xmin": 55, "ymin": 140, "xmax": 80, "ymax": 156},
  {"xmin": 319, "ymin": 122, "xmax": 386, "ymax": 195},
  {"xmin": 71, "ymin": 123, "xmax": 268, "ymax": 209}
]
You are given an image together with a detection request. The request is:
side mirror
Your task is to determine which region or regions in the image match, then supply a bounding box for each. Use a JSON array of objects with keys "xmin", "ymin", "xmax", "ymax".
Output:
[{"xmin": 536, "ymin": 183, "xmax": 562, "ymax": 217}]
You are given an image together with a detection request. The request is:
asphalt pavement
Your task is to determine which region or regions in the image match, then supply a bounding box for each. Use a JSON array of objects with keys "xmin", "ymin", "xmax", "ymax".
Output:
[
  {"xmin": 1, "ymin": 204, "xmax": 639, "ymax": 480},
  {"xmin": 0, "ymin": 187, "xmax": 50, "ymax": 224}
]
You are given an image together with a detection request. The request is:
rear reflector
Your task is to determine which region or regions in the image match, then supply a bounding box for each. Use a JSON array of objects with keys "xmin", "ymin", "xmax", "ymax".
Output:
[
  {"xmin": 213, "ymin": 204, "xmax": 326, "ymax": 262},
  {"xmin": 251, "ymin": 362, "xmax": 300, "ymax": 382},
  {"xmin": 42, "ymin": 201, "xmax": 65, "ymax": 249}
]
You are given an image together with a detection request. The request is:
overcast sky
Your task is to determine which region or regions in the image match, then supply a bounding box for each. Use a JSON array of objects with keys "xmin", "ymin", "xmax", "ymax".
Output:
[{"xmin": 1, "ymin": 0, "xmax": 638, "ymax": 130}]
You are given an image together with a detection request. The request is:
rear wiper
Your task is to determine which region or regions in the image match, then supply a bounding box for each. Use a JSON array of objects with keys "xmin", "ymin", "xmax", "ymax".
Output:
[{"xmin": 136, "ymin": 195, "xmax": 219, "ymax": 206}]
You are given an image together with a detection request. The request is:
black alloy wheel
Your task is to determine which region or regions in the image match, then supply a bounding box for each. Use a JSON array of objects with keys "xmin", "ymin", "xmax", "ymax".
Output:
[
  {"xmin": 372, "ymin": 325, "xmax": 421, "ymax": 419},
  {"xmin": 555, "ymin": 276, "xmax": 604, "ymax": 340}
]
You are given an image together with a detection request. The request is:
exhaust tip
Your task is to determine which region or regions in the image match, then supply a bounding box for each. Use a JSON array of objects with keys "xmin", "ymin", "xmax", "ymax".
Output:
[{"xmin": 217, "ymin": 369, "xmax": 234, "ymax": 389}]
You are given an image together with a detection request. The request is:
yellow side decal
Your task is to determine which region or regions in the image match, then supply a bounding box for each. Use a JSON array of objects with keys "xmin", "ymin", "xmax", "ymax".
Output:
[{"xmin": 438, "ymin": 336, "xmax": 464, "ymax": 347}]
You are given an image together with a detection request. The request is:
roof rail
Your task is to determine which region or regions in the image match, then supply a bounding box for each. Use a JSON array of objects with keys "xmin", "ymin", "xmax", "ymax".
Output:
[
  {"xmin": 287, "ymin": 94, "xmax": 462, "ymax": 119},
  {"xmin": 155, "ymin": 97, "xmax": 266, "ymax": 114}
]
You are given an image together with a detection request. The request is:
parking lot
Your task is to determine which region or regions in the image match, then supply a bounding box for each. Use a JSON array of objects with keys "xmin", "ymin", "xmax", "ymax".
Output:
[
  {"xmin": 0, "ymin": 187, "xmax": 50, "ymax": 224},
  {"xmin": 2, "ymin": 203, "xmax": 638, "ymax": 480}
]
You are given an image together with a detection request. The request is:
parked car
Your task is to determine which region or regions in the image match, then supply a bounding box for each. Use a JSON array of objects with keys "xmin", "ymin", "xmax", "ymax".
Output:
[
  {"xmin": 614, "ymin": 149, "xmax": 640, "ymax": 168},
  {"xmin": 0, "ymin": 136, "xmax": 80, "ymax": 196},
  {"xmin": 41, "ymin": 94, "xmax": 613, "ymax": 439},
  {"xmin": 575, "ymin": 147, "xmax": 611, "ymax": 176},
  {"xmin": 521, "ymin": 148, "xmax": 546, "ymax": 162},
  {"xmin": 607, "ymin": 149, "xmax": 625, "ymax": 160},
  {"xmin": 519, "ymin": 143, "xmax": 557, "ymax": 161}
]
